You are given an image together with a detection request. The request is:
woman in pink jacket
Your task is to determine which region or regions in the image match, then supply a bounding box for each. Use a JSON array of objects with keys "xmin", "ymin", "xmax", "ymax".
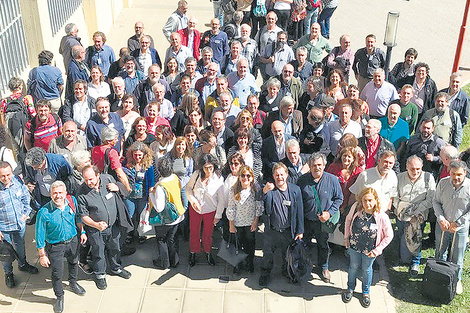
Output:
[{"xmin": 342, "ymin": 187, "xmax": 393, "ymax": 308}]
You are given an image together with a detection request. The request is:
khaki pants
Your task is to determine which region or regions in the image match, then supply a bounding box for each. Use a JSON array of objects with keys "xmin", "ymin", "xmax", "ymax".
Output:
[
  {"xmin": 356, "ymin": 75, "xmax": 371, "ymax": 93},
  {"xmin": 48, "ymin": 98, "xmax": 62, "ymax": 114}
]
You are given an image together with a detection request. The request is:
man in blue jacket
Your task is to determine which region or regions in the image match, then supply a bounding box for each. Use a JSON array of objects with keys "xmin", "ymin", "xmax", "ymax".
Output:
[
  {"xmin": 297, "ymin": 152, "xmax": 343, "ymax": 283},
  {"xmin": 259, "ymin": 162, "xmax": 304, "ymax": 287}
]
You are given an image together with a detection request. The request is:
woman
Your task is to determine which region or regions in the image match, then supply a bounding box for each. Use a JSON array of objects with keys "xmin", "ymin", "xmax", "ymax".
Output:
[
  {"xmin": 124, "ymin": 117, "xmax": 157, "ymax": 151},
  {"xmin": 150, "ymin": 124, "xmax": 175, "ymax": 159},
  {"xmin": 163, "ymin": 57, "xmax": 180, "ymax": 86},
  {"xmin": 188, "ymin": 107, "xmax": 205, "ymax": 132},
  {"xmin": 150, "ymin": 157, "xmax": 185, "ymax": 269},
  {"xmin": 1, "ymin": 77, "xmax": 35, "ymax": 119},
  {"xmin": 232, "ymin": 109, "xmax": 263, "ymax": 154},
  {"xmin": 118, "ymin": 93, "xmax": 140, "ymax": 140},
  {"xmin": 227, "ymin": 128, "xmax": 262, "ymax": 180},
  {"xmin": 171, "ymin": 92, "xmax": 200, "ymax": 136},
  {"xmin": 87, "ymin": 65, "xmax": 111, "ymax": 100},
  {"xmin": 227, "ymin": 165, "xmax": 263, "ymax": 273},
  {"xmin": 146, "ymin": 102, "xmax": 171, "ymax": 135},
  {"xmin": 342, "ymin": 187, "xmax": 393, "ymax": 308},
  {"xmin": 259, "ymin": 77, "xmax": 281, "ymax": 113},
  {"xmin": 124, "ymin": 141, "xmax": 156, "ymax": 242},
  {"xmin": 326, "ymin": 70, "xmax": 347, "ymax": 102},
  {"xmin": 183, "ymin": 125, "xmax": 201, "ymax": 151},
  {"xmin": 335, "ymin": 84, "xmax": 369, "ymax": 118},
  {"xmin": 192, "ymin": 129, "xmax": 227, "ymax": 169},
  {"xmin": 337, "ymin": 133, "xmax": 365, "ymax": 170},
  {"xmin": 186, "ymin": 154, "xmax": 225, "ymax": 266}
]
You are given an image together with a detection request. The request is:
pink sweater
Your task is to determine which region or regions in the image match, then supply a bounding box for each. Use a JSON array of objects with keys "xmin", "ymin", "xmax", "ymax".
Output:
[{"xmin": 344, "ymin": 202, "xmax": 394, "ymax": 256}]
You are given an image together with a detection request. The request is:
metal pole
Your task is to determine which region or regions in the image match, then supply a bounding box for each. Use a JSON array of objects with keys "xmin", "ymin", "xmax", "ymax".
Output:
[
  {"xmin": 452, "ymin": 0, "xmax": 470, "ymax": 72},
  {"xmin": 385, "ymin": 46, "xmax": 393, "ymax": 81}
]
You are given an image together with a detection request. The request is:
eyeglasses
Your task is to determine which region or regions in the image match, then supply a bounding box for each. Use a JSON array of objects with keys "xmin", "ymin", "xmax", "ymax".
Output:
[
  {"xmin": 241, "ymin": 174, "xmax": 252, "ymax": 178},
  {"xmin": 203, "ymin": 165, "xmax": 214, "ymax": 170},
  {"xmin": 230, "ymin": 162, "xmax": 241, "ymax": 166}
]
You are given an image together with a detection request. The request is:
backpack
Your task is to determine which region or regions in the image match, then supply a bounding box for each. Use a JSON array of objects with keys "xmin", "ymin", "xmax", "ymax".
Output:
[
  {"xmin": 148, "ymin": 185, "xmax": 180, "ymax": 225},
  {"xmin": 4, "ymin": 97, "xmax": 28, "ymax": 149},
  {"xmin": 286, "ymin": 240, "xmax": 309, "ymax": 283},
  {"xmin": 102, "ymin": 148, "xmax": 120, "ymax": 182},
  {"xmin": 29, "ymin": 112, "xmax": 61, "ymax": 145}
]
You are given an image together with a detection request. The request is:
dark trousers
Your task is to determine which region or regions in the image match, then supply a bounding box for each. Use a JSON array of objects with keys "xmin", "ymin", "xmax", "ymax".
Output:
[
  {"xmin": 154, "ymin": 224, "xmax": 180, "ymax": 268},
  {"xmin": 46, "ymin": 237, "xmax": 79, "ymax": 298},
  {"xmin": 233, "ymin": 226, "xmax": 256, "ymax": 266},
  {"xmin": 305, "ymin": 220, "xmax": 330, "ymax": 271},
  {"xmin": 87, "ymin": 224, "xmax": 121, "ymax": 278},
  {"xmin": 275, "ymin": 9, "xmax": 291, "ymax": 31},
  {"xmin": 261, "ymin": 228, "xmax": 292, "ymax": 275}
]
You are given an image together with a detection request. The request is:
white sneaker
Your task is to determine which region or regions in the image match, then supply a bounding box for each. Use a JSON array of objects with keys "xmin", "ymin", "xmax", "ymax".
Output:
[{"xmin": 456, "ymin": 280, "xmax": 463, "ymax": 295}]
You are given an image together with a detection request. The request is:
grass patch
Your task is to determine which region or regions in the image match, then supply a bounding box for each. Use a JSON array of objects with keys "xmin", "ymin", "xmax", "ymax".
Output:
[{"xmin": 459, "ymin": 84, "xmax": 470, "ymax": 152}]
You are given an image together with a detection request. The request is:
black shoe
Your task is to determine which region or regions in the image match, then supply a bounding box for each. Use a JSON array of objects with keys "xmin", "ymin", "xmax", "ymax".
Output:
[
  {"xmin": 342, "ymin": 290, "xmax": 353, "ymax": 303},
  {"xmin": 19, "ymin": 263, "xmax": 39, "ymax": 274},
  {"xmin": 259, "ymin": 274, "xmax": 270, "ymax": 287},
  {"xmin": 189, "ymin": 253, "xmax": 196, "ymax": 267},
  {"xmin": 206, "ymin": 253, "xmax": 215, "ymax": 266},
  {"xmin": 360, "ymin": 294, "xmax": 371, "ymax": 308},
  {"xmin": 69, "ymin": 281, "xmax": 86, "ymax": 296},
  {"xmin": 111, "ymin": 268, "xmax": 131, "ymax": 279},
  {"xmin": 78, "ymin": 262, "xmax": 93, "ymax": 275},
  {"xmin": 53, "ymin": 296, "xmax": 64, "ymax": 313},
  {"xmin": 5, "ymin": 273, "xmax": 16, "ymax": 288},
  {"xmin": 94, "ymin": 277, "xmax": 107, "ymax": 290}
]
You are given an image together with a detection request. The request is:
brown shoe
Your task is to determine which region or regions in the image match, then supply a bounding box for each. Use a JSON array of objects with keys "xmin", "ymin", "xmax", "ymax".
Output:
[{"xmin": 321, "ymin": 269, "xmax": 331, "ymax": 283}]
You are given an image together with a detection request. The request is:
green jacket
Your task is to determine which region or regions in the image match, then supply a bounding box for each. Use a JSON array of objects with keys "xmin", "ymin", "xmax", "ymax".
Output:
[{"xmin": 293, "ymin": 35, "xmax": 332, "ymax": 63}]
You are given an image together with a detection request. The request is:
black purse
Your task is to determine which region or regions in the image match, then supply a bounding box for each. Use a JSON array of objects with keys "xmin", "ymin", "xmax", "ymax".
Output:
[{"xmin": 217, "ymin": 233, "xmax": 248, "ymax": 267}]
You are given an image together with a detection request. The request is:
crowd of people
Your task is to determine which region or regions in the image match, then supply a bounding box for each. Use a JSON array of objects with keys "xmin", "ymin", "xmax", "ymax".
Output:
[{"xmin": 0, "ymin": 0, "xmax": 469, "ymax": 312}]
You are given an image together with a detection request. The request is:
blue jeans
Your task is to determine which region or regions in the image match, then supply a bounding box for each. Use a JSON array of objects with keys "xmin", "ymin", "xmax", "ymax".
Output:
[
  {"xmin": 435, "ymin": 225, "xmax": 469, "ymax": 280},
  {"xmin": 125, "ymin": 198, "xmax": 148, "ymax": 233},
  {"xmin": 347, "ymin": 248, "xmax": 376, "ymax": 294},
  {"xmin": 304, "ymin": 7, "xmax": 320, "ymax": 35},
  {"xmin": 396, "ymin": 219, "xmax": 423, "ymax": 266},
  {"xmin": 2, "ymin": 228, "xmax": 27, "ymax": 274},
  {"xmin": 318, "ymin": 6, "xmax": 337, "ymax": 39}
]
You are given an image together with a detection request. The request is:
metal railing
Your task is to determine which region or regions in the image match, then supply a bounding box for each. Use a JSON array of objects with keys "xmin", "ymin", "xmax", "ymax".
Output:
[
  {"xmin": 0, "ymin": 0, "xmax": 29, "ymax": 96},
  {"xmin": 47, "ymin": 0, "xmax": 82, "ymax": 36}
]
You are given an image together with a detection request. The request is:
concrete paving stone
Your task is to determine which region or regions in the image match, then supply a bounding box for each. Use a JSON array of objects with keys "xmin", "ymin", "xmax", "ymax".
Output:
[
  {"xmin": 14, "ymin": 286, "xmax": 58, "ymax": 313},
  {"xmin": 0, "ymin": 289, "xmax": 21, "ymax": 312},
  {"xmin": 147, "ymin": 268, "xmax": 187, "ymax": 289},
  {"xmin": 185, "ymin": 264, "xmax": 228, "ymax": 290},
  {"xmin": 105, "ymin": 264, "xmax": 149, "ymax": 287},
  {"xmin": 97, "ymin": 286, "xmax": 144, "ymax": 313},
  {"xmin": 223, "ymin": 291, "xmax": 264, "ymax": 313},
  {"xmin": 181, "ymin": 290, "xmax": 223, "ymax": 313},
  {"xmin": 264, "ymin": 293, "xmax": 305, "ymax": 313},
  {"xmin": 51, "ymin": 286, "xmax": 103, "ymax": 313},
  {"xmin": 139, "ymin": 288, "xmax": 183, "ymax": 313},
  {"xmin": 304, "ymin": 293, "xmax": 347, "ymax": 313}
]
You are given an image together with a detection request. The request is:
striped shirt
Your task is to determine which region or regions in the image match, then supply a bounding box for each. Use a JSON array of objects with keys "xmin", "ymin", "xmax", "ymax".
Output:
[
  {"xmin": 0, "ymin": 177, "xmax": 32, "ymax": 232},
  {"xmin": 25, "ymin": 114, "xmax": 62, "ymax": 151}
]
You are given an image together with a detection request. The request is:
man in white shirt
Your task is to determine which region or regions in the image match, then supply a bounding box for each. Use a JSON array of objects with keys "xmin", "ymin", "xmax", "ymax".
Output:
[{"xmin": 165, "ymin": 32, "xmax": 192, "ymax": 73}]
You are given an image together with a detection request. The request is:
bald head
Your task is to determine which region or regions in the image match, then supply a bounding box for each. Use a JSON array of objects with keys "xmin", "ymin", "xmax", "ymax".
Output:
[{"xmin": 271, "ymin": 121, "xmax": 285, "ymax": 140}]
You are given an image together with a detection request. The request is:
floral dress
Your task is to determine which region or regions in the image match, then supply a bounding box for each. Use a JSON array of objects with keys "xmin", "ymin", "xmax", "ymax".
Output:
[{"xmin": 349, "ymin": 211, "xmax": 377, "ymax": 255}]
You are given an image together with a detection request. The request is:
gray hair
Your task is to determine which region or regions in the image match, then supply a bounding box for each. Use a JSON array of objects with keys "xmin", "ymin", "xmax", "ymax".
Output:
[
  {"xmin": 406, "ymin": 155, "xmax": 423, "ymax": 167},
  {"xmin": 25, "ymin": 147, "xmax": 46, "ymax": 167},
  {"xmin": 265, "ymin": 77, "xmax": 281, "ymax": 89},
  {"xmin": 374, "ymin": 68, "xmax": 385, "ymax": 76},
  {"xmin": 201, "ymin": 46, "xmax": 213, "ymax": 56},
  {"xmin": 152, "ymin": 82, "xmax": 165, "ymax": 92},
  {"xmin": 100, "ymin": 127, "xmax": 119, "ymax": 143},
  {"xmin": 111, "ymin": 76, "xmax": 125, "ymax": 86},
  {"xmin": 296, "ymin": 46, "xmax": 308, "ymax": 55},
  {"xmin": 280, "ymin": 95, "xmax": 295, "ymax": 109},
  {"xmin": 71, "ymin": 150, "xmax": 91, "ymax": 169},
  {"xmin": 285, "ymin": 139, "xmax": 300, "ymax": 151},
  {"xmin": 309, "ymin": 152, "xmax": 327, "ymax": 164},
  {"xmin": 71, "ymin": 45, "xmax": 83, "ymax": 59},
  {"xmin": 440, "ymin": 145, "xmax": 459, "ymax": 160},
  {"xmin": 449, "ymin": 160, "xmax": 468, "ymax": 172},
  {"xmin": 450, "ymin": 72, "xmax": 463, "ymax": 81},
  {"xmin": 65, "ymin": 23, "xmax": 76, "ymax": 35},
  {"xmin": 368, "ymin": 119, "xmax": 382, "ymax": 132},
  {"xmin": 50, "ymin": 180, "xmax": 66, "ymax": 191},
  {"xmin": 185, "ymin": 57, "xmax": 197, "ymax": 65}
]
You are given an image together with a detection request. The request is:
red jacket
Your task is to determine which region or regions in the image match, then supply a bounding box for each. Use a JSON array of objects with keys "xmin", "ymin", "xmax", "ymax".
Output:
[{"xmin": 177, "ymin": 28, "xmax": 201, "ymax": 60}]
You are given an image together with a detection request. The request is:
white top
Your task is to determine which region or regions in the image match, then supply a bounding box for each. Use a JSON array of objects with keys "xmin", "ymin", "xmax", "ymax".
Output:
[
  {"xmin": 121, "ymin": 112, "xmax": 140, "ymax": 139},
  {"xmin": 73, "ymin": 100, "xmax": 92, "ymax": 134},
  {"xmin": 274, "ymin": 0, "xmax": 291, "ymax": 10},
  {"xmin": 144, "ymin": 99, "xmax": 174, "ymax": 120},
  {"xmin": 322, "ymin": 119, "xmax": 363, "ymax": 155},
  {"xmin": 150, "ymin": 174, "xmax": 185, "ymax": 225},
  {"xmin": 0, "ymin": 147, "xmax": 17, "ymax": 172},
  {"xmin": 186, "ymin": 170, "xmax": 225, "ymax": 215},
  {"xmin": 138, "ymin": 51, "xmax": 153, "ymax": 79},
  {"xmin": 87, "ymin": 82, "xmax": 111, "ymax": 100}
]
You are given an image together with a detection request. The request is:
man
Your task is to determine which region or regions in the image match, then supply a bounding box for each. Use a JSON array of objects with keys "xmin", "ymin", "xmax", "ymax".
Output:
[
  {"xmin": 0, "ymin": 162, "xmax": 38, "ymax": 289},
  {"xmin": 360, "ymin": 68, "xmax": 399, "ymax": 118},
  {"xmin": 201, "ymin": 18, "xmax": 229, "ymax": 63},
  {"xmin": 433, "ymin": 160, "xmax": 470, "ymax": 295},
  {"xmin": 326, "ymin": 34, "xmax": 354, "ymax": 81},
  {"xmin": 390, "ymin": 84, "xmax": 419, "ymax": 134},
  {"xmin": 281, "ymin": 139, "xmax": 309, "ymax": 183},
  {"xmin": 262, "ymin": 121, "xmax": 295, "ymax": 180},
  {"xmin": 134, "ymin": 65, "xmax": 171, "ymax": 114},
  {"xmin": 78, "ymin": 165, "xmax": 132, "ymax": 290},
  {"xmin": 255, "ymin": 11, "xmax": 283, "ymax": 79},
  {"xmin": 131, "ymin": 35, "xmax": 162, "ymax": 78},
  {"xmin": 402, "ymin": 119, "xmax": 446, "ymax": 175},
  {"xmin": 24, "ymin": 147, "xmax": 72, "ymax": 209},
  {"xmin": 240, "ymin": 24, "xmax": 258, "ymax": 74},
  {"xmin": 207, "ymin": 108, "xmax": 234, "ymax": 154},
  {"xmin": 177, "ymin": 16, "xmax": 201, "ymax": 60},
  {"xmin": 262, "ymin": 95, "xmax": 303, "ymax": 139},
  {"xmin": 293, "ymin": 22, "xmax": 331, "ymax": 64},
  {"xmin": 36, "ymin": 181, "xmax": 86, "ymax": 313},
  {"xmin": 85, "ymin": 31, "xmax": 115, "ymax": 77},
  {"xmin": 358, "ymin": 119, "xmax": 396, "ymax": 171},
  {"xmin": 162, "ymin": 0, "xmax": 189, "ymax": 41},
  {"xmin": 227, "ymin": 58, "xmax": 259, "ymax": 108},
  {"xmin": 119, "ymin": 55, "xmax": 144, "ymax": 94},
  {"xmin": 259, "ymin": 162, "xmax": 304, "ymax": 287},
  {"xmin": 217, "ymin": 92, "xmax": 241, "ymax": 128},
  {"xmin": 196, "ymin": 47, "xmax": 217, "ymax": 76},
  {"xmin": 440, "ymin": 72, "xmax": 470, "ymax": 126},
  {"xmin": 290, "ymin": 46, "xmax": 314, "ymax": 83},
  {"xmin": 108, "ymin": 47, "xmax": 130, "ymax": 81},
  {"xmin": 322, "ymin": 103, "xmax": 362, "ymax": 156},
  {"xmin": 62, "ymin": 80, "xmax": 96, "ymax": 135},
  {"xmin": 147, "ymin": 83, "xmax": 174, "ymax": 121},
  {"xmin": 107, "ymin": 77, "xmax": 128, "ymax": 112},
  {"xmin": 379, "ymin": 103, "xmax": 410, "ymax": 153},
  {"xmin": 389, "ymin": 48, "xmax": 418, "ymax": 88},
  {"xmin": 65, "ymin": 45, "xmax": 89, "ymax": 100},
  {"xmin": 246, "ymin": 93, "xmax": 266, "ymax": 130},
  {"xmin": 220, "ymin": 40, "xmax": 247, "ymax": 75},
  {"xmin": 276, "ymin": 63, "xmax": 304, "ymax": 107},
  {"xmin": 420, "ymin": 92, "xmax": 462, "ymax": 148},
  {"xmin": 350, "ymin": 150, "xmax": 398, "ymax": 211},
  {"xmin": 59, "ymin": 23, "xmax": 82, "ymax": 73},
  {"xmin": 85, "ymin": 98, "xmax": 125, "ymax": 152},
  {"xmin": 297, "ymin": 153, "xmax": 343, "ymax": 283},
  {"xmin": 170, "ymin": 75, "xmax": 199, "ymax": 108},
  {"xmin": 394, "ymin": 156, "xmax": 435, "ymax": 277},
  {"xmin": 170, "ymin": 57, "xmax": 203, "ymax": 92},
  {"xmin": 352, "ymin": 34, "xmax": 386, "ymax": 92},
  {"xmin": 259, "ymin": 31, "xmax": 294, "ymax": 78},
  {"xmin": 27, "ymin": 50, "xmax": 63, "ymax": 114},
  {"xmin": 205, "ymin": 75, "xmax": 239, "ymax": 120},
  {"xmin": 165, "ymin": 32, "xmax": 193, "ymax": 73},
  {"xmin": 48, "ymin": 121, "xmax": 87, "ymax": 165},
  {"xmin": 127, "ymin": 21, "xmax": 155, "ymax": 53},
  {"xmin": 195, "ymin": 62, "xmax": 219, "ymax": 108},
  {"xmin": 24, "ymin": 100, "xmax": 62, "ymax": 151},
  {"xmin": 300, "ymin": 106, "xmax": 326, "ymax": 154}
]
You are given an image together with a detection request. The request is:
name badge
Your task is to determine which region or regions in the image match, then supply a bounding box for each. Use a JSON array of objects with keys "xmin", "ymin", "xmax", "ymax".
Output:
[
  {"xmin": 283, "ymin": 200, "xmax": 291, "ymax": 206},
  {"xmin": 370, "ymin": 223, "xmax": 378, "ymax": 230},
  {"xmin": 443, "ymin": 120, "xmax": 452, "ymax": 126},
  {"xmin": 108, "ymin": 123, "xmax": 115, "ymax": 128},
  {"xmin": 272, "ymin": 106, "xmax": 279, "ymax": 111},
  {"xmin": 105, "ymin": 193, "xmax": 114, "ymax": 200},
  {"xmin": 97, "ymin": 58, "xmax": 102, "ymax": 65},
  {"xmin": 137, "ymin": 172, "xmax": 145, "ymax": 179}
]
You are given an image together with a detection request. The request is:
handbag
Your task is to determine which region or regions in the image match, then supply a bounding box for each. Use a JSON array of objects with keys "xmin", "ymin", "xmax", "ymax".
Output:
[
  {"xmin": 217, "ymin": 233, "xmax": 248, "ymax": 267},
  {"xmin": 321, "ymin": 209, "xmax": 340, "ymax": 233},
  {"xmin": 137, "ymin": 205, "xmax": 155, "ymax": 236},
  {"xmin": 0, "ymin": 240, "xmax": 19, "ymax": 264},
  {"xmin": 148, "ymin": 186, "xmax": 180, "ymax": 226},
  {"xmin": 252, "ymin": 0, "xmax": 267, "ymax": 17}
]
